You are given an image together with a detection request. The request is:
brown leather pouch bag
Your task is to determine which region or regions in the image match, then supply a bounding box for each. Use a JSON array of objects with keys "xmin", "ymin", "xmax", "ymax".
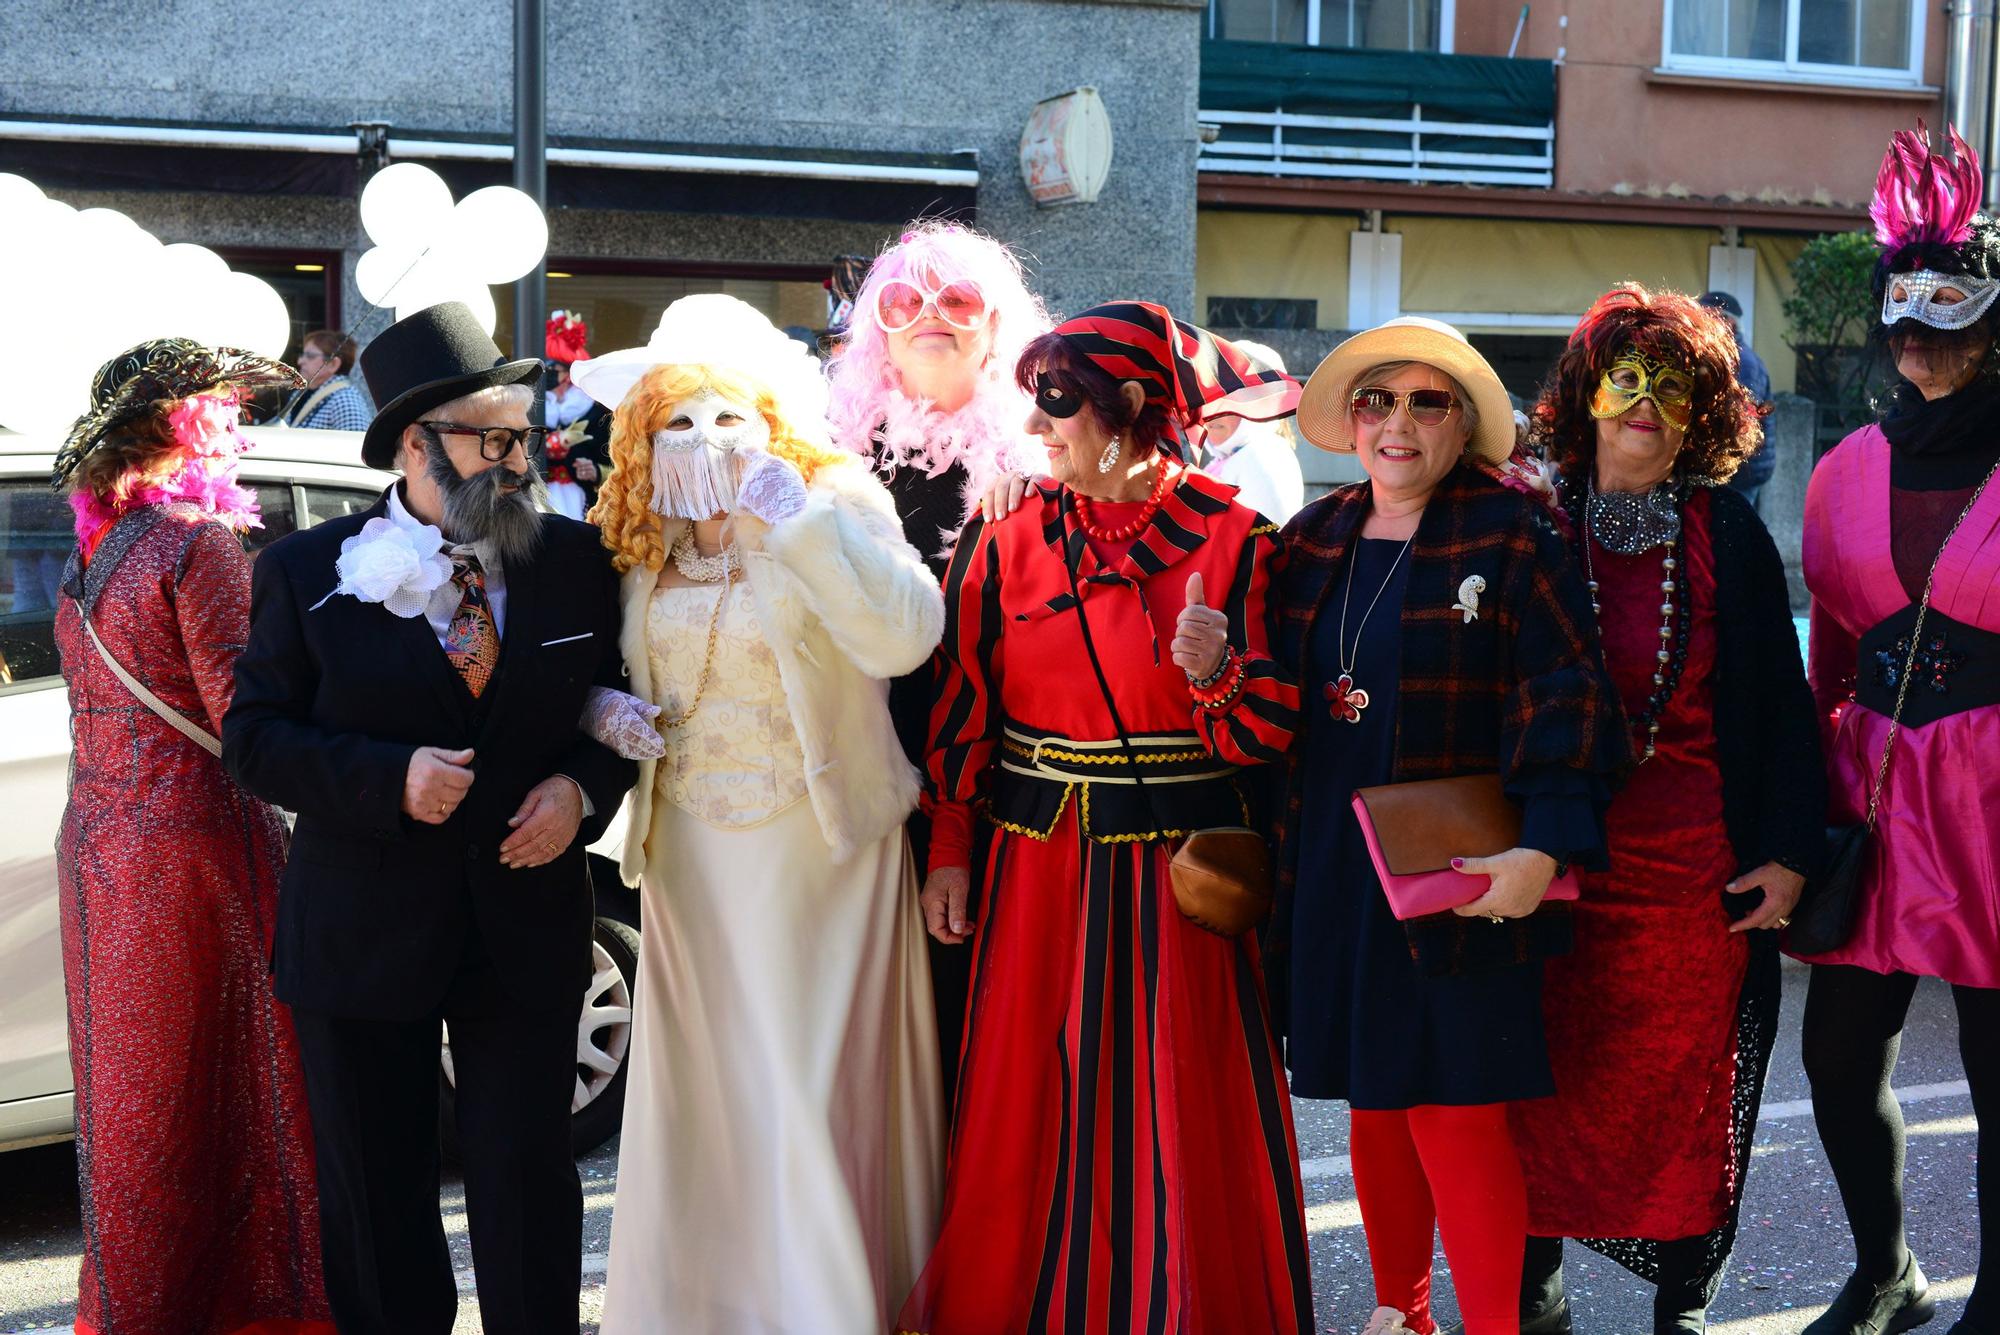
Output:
[
  {"xmin": 1351, "ymin": 773, "xmax": 1523, "ymax": 873},
  {"xmin": 1170, "ymin": 826, "xmax": 1274, "ymax": 938}
]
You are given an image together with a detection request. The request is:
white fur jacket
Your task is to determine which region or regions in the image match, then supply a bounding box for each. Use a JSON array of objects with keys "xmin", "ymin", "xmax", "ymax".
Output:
[{"xmin": 616, "ymin": 456, "xmax": 944, "ymax": 882}]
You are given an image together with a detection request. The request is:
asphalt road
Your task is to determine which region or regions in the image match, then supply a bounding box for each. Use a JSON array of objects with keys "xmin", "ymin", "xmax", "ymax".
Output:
[{"xmin": 0, "ymin": 962, "xmax": 1978, "ymax": 1334}]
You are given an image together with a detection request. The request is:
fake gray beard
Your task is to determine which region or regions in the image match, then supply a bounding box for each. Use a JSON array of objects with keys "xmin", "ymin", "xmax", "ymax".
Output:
[
  {"xmin": 425, "ymin": 440, "xmax": 548, "ymax": 566},
  {"xmin": 649, "ymin": 442, "xmax": 740, "ymax": 521}
]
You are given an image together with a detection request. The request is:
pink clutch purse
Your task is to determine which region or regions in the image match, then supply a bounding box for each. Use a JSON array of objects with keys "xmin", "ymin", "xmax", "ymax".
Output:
[{"xmin": 1350, "ymin": 775, "xmax": 1581, "ymax": 921}]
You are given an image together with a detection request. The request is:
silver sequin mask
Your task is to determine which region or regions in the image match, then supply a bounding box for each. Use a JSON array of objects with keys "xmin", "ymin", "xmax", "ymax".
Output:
[{"xmin": 1880, "ymin": 268, "xmax": 2000, "ymax": 330}]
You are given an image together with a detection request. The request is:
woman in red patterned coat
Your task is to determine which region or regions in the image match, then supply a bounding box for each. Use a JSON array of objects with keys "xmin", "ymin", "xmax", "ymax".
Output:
[
  {"xmin": 51, "ymin": 340, "xmax": 331, "ymax": 1335},
  {"xmin": 896, "ymin": 303, "xmax": 1313, "ymax": 1335}
]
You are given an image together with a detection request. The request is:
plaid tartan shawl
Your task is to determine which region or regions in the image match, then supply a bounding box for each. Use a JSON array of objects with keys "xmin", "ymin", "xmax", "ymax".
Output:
[{"xmin": 1267, "ymin": 463, "xmax": 1629, "ymax": 980}]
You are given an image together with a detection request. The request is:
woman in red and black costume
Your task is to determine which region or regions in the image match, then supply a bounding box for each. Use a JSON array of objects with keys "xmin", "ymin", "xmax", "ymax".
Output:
[{"xmin": 896, "ymin": 302, "xmax": 1314, "ymax": 1334}]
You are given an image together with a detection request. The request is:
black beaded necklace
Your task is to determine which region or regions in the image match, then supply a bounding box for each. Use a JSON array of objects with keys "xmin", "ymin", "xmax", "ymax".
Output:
[{"xmin": 1569, "ymin": 475, "xmax": 1693, "ymax": 764}]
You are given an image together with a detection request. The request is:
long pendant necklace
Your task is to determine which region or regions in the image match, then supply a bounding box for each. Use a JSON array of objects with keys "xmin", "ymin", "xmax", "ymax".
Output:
[
  {"xmin": 1580, "ymin": 478, "xmax": 1690, "ymax": 764},
  {"xmin": 658, "ymin": 527, "xmax": 738, "ymax": 731},
  {"xmin": 1326, "ymin": 531, "xmax": 1416, "ymax": 723}
]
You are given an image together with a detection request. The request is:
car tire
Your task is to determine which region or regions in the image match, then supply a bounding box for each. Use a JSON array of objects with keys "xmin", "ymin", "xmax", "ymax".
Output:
[{"xmin": 439, "ymin": 914, "xmax": 641, "ymax": 1161}]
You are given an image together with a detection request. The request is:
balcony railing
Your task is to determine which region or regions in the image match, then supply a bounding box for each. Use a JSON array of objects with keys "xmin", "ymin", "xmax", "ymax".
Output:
[{"xmin": 1198, "ymin": 42, "xmax": 1557, "ymax": 189}]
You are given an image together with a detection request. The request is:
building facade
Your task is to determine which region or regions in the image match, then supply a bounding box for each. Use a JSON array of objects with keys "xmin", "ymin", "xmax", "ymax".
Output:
[{"xmin": 0, "ymin": 0, "xmax": 1205, "ymax": 360}]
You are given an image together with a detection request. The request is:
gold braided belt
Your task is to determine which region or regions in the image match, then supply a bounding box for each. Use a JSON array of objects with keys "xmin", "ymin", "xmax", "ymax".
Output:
[
  {"xmin": 989, "ymin": 726, "xmax": 1247, "ymax": 843},
  {"xmin": 998, "ymin": 725, "xmax": 1236, "ymax": 785}
]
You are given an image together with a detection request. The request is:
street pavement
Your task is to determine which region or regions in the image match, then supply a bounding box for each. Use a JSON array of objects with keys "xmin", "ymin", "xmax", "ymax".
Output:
[{"xmin": 0, "ymin": 962, "xmax": 1978, "ymax": 1334}]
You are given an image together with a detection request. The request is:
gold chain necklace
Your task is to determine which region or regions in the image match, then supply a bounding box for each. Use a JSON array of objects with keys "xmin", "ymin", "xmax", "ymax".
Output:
[{"xmin": 656, "ymin": 556, "xmax": 733, "ymax": 731}]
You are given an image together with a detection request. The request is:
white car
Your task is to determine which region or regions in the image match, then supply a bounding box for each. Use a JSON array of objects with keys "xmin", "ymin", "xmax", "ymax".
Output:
[{"xmin": 0, "ymin": 425, "xmax": 639, "ymax": 1156}]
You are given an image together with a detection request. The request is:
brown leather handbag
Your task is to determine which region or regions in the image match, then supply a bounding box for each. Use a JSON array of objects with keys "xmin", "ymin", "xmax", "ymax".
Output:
[{"xmin": 1062, "ymin": 535, "xmax": 1273, "ymax": 937}]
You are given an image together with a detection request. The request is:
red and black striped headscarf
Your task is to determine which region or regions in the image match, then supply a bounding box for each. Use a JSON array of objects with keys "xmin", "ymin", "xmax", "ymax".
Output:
[{"xmin": 1050, "ymin": 301, "xmax": 1301, "ymax": 430}]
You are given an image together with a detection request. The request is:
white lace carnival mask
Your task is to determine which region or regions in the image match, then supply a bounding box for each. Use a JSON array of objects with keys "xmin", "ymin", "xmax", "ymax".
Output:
[
  {"xmin": 651, "ymin": 390, "xmax": 770, "ymax": 455},
  {"xmin": 648, "ymin": 390, "xmax": 771, "ymax": 521}
]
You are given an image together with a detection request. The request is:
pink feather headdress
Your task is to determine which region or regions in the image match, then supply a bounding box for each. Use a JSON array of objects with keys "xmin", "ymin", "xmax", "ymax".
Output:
[{"xmin": 1871, "ymin": 120, "xmax": 1982, "ymax": 253}]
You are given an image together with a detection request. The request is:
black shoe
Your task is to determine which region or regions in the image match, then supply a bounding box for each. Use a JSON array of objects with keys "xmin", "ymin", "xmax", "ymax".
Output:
[
  {"xmin": 1521, "ymin": 1296, "xmax": 1573, "ymax": 1335},
  {"xmin": 1945, "ymin": 1323, "xmax": 1988, "ymax": 1335},
  {"xmin": 1801, "ymin": 1255, "xmax": 1938, "ymax": 1335},
  {"xmin": 1653, "ymin": 1302, "xmax": 1707, "ymax": 1335}
]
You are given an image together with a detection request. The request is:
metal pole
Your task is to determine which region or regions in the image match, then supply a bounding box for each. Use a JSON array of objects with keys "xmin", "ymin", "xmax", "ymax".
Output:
[
  {"xmin": 1945, "ymin": 0, "xmax": 1998, "ymax": 207},
  {"xmin": 513, "ymin": 0, "xmax": 547, "ymax": 366}
]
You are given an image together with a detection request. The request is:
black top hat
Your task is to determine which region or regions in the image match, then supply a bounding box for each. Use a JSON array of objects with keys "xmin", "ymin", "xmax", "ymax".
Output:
[{"xmin": 359, "ymin": 302, "xmax": 543, "ymax": 469}]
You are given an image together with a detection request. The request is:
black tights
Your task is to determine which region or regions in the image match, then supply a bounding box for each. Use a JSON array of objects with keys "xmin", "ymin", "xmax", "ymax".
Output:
[{"xmin": 1802, "ymin": 964, "xmax": 1999, "ymax": 1329}]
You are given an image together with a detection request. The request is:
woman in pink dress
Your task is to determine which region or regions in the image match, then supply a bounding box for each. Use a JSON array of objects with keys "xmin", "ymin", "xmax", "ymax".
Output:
[
  {"xmin": 52, "ymin": 339, "xmax": 331, "ymax": 1335},
  {"xmin": 1794, "ymin": 123, "xmax": 2000, "ymax": 1335}
]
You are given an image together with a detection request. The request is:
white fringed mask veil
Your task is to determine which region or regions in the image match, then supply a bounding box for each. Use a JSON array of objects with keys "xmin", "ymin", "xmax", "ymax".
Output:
[{"xmin": 648, "ymin": 389, "xmax": 771, "ymax": 521}]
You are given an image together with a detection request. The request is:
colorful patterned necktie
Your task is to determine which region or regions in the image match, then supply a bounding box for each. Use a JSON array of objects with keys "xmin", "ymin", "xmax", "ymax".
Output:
[{"xmin": 444, "ymin": 551, "xmax": 500, "ymax": 698}]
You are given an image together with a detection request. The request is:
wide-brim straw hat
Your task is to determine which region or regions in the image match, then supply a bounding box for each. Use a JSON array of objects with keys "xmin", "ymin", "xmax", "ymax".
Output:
[{"xmin": 1296, "ymin": 316, "xmax": 1516, "ymax": 464}]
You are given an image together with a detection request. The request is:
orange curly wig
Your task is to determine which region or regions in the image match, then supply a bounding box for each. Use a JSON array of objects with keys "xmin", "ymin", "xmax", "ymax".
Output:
[{"xmin": 589, "ymin": 362, "xmax": 849, "ymax": 573}]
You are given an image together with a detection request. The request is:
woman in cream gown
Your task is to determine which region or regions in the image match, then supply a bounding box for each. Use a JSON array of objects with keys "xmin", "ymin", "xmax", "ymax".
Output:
[{"xmin": 577, "ymin": 298, "xmax": 946, "ymax": 1334}]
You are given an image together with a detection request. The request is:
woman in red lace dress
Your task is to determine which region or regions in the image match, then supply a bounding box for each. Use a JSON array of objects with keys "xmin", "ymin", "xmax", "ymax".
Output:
[
  {"xmin": 897, "ymin": 303, "xmax": 1313, "ymax": 1334},
  {"xmin": 52, "ymin": 340, "xmax": 331, "ymax": 1335},
  {"xmin": 1511, "ymin": 288, "xmax": 1824, "ymax": 1335}
]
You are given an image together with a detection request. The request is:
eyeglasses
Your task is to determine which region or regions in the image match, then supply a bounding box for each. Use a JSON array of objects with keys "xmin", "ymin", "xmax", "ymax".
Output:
[
  {"xmin": 420, "ymin": 421, "xmax": 550, "ymax": 462},
  {"xmin": 872, "ymin": 278, "xmax": 989, "ymax": 334},
  {"xmin": 1349, "ymin": 386, "xmax": 1458, "ymax": 427}
]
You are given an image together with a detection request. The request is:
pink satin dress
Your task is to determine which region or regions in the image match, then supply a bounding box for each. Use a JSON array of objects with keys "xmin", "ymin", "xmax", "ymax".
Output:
[{"xmin": 1796, "ymin": 425, "xmax": 2000, "ymax": 988}]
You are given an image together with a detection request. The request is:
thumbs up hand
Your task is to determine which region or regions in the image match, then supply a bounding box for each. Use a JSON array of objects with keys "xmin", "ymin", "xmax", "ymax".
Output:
[{"xmin": 1172, "ymin": 570, "xmax": 1230, "ymax": 681}]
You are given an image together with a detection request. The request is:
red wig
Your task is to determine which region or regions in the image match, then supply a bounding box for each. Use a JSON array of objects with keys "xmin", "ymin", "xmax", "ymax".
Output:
[{"xmin": 1531, "ymin": 284, "xmax": 1763, "ymax": 487}]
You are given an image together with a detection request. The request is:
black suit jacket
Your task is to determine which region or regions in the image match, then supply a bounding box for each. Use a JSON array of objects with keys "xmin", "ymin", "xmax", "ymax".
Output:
[{"xmin": 223, "ymin": 485, "xmax": 638, "ymax": 1020}]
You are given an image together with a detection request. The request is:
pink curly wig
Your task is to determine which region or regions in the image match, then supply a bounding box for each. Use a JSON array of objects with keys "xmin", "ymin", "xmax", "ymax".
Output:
[{"xmin": 825, "ymin": 220, "xmax": 1051, "ymax": 506}]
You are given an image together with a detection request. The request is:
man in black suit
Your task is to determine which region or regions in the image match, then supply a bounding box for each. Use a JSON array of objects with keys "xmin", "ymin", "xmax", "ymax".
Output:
[{"xmin": 223, "ymin": 303, "xmax": 638, "ymax": 1334}]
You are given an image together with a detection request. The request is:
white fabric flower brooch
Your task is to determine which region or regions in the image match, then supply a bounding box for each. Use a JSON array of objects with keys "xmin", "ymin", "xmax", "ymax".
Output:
[{"xmin": 309, "ymin": 517, "xmax": 455, "ymax": 618}]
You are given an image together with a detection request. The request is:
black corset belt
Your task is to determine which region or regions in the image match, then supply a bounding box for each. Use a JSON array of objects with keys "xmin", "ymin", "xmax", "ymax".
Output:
[
  {"xmin": 1854, "ymin": 603, "xmax": 2000, "ymax": 728},
  {"xmin": 983, "ymin": 725, "xmax": 1247, "ymax": 843}
]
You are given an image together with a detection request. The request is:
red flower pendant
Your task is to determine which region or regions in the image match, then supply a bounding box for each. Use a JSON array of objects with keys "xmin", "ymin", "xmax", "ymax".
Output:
[{"xmin": 1323, "ymin": 673, "xmax": 1370, "ymax": 724}]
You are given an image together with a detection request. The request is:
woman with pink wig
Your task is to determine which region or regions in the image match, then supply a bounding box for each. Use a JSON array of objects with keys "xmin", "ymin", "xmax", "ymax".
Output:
[{"xmin": 826, "ymin": 220, "xmax": 1050, "ymax": 1110}]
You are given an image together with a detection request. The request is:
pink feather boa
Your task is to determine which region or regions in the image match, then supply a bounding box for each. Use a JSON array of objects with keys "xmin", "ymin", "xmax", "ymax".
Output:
[
  {"xmin": 847, "ymin": 376, "xmax": 1040, "ymax": 512},
  {"xmin": 70, "ymin": 392, "xmax": 262, "ymax": 552}
]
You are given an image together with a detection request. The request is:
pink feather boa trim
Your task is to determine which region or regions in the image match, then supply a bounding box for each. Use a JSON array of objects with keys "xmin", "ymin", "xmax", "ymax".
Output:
[{"xmin": 71, "ymin": 393, "xmax": 262, "ymax": 551}]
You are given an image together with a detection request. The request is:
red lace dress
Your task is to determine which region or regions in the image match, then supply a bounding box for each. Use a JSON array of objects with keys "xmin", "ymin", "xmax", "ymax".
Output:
[
  {"xmin": 55, "ymin": 505, "xmax": 331, "ymax": 1335},
  {"xmin": 1511, "ymin": 489, "xmax": 1749, "ymax": 1240}
]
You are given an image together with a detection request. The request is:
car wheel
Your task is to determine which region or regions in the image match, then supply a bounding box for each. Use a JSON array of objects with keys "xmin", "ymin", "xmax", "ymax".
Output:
[{"xmin": 439, "ymin": 915, "xmax": 641, "ymax": 1160}]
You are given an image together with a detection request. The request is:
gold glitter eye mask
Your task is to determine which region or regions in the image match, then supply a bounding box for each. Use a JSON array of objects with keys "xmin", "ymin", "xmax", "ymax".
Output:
[{"xmin": 1590, "ymin": 349, "xmax": 1694, "ymax": 433}]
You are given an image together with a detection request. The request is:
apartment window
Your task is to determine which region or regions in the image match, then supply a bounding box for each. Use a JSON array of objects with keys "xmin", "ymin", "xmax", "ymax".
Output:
[
  {"xmin": 1208, "ymin": 0, "xmax": 1452, "ymax": 50},
  {"xmin": 1663, "ymin": 0, "xmax": 1922, "ymax": 85}
]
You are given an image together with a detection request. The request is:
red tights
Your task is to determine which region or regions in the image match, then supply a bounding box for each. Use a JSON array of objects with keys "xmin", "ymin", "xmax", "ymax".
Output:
[{"xmin": 1349, "ymin": 1104, "xmax": 1527, "ymax": 1335}]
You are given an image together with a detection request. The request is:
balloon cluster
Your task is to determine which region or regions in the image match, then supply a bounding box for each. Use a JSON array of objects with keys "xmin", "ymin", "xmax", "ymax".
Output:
[
  {"xmin": 354, "ymin": 163, "xmax": 548, "ymax": 335},
  {"xmin": 0, "ymin": 173, "xmax": 293, "ymax": 436}
]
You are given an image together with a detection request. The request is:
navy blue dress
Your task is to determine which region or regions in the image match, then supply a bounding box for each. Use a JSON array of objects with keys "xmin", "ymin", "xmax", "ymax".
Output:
[{"xmin": 1286, "ymin": 537, "xmax": 1555, "ymax": 1109}]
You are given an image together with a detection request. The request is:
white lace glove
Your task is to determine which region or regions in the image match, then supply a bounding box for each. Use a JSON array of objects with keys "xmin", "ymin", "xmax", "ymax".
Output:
[
  {"xmin": 580, "ymin": 686, "xmax": 666, "ymax": 760},
  {"xmin": 734, "ymin": 450, "xmax": 809, "ymax": 526}
]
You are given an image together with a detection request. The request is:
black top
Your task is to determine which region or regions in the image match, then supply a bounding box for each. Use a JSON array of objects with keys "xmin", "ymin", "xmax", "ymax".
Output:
[{"xmin": 881, "ymin": 453, "xmax": 970, "ymax": 771}]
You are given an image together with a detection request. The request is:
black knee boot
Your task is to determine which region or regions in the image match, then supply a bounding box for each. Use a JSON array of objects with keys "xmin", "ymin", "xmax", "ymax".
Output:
[
  {"xmin": 1522, "ymin": 1235, "xmax": 1572, "ymax": 1335},
  {"xmin": 1653, "ymin": 1236, "xmax": 1714, "ymax": 1335}
]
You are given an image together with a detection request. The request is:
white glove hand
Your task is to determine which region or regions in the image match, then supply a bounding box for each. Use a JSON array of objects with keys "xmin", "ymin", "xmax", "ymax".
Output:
[
  {"xmin": 735, "ymin": 450, "xmax": 809, "ymax": 526},
  {"xmin": 579, "ymin": 686, "xmax": 667, "ymax": 760}
]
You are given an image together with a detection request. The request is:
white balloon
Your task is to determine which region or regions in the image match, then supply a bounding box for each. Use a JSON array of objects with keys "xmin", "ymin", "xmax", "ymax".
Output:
[
  {"xmin": 158, "ymin": 242, "xmax": 229, "ymax": 282},
  {"xmin": 223, "ymin": 271, "xmax": 293, "ymax": 358},
  {"xmin": 360, "ymin": 163, "xmax": 455, "ymax": 252},
  {"xmin": 354, "ymin": 241, "xmax": 429, "ymax": 307},
  {"xmin": 0, "ymin": 173, "xmax": 45, "ymax": 226},
  {"xmin": 448, "ymin": 186, "xmax": 548, "ymax": 283}
]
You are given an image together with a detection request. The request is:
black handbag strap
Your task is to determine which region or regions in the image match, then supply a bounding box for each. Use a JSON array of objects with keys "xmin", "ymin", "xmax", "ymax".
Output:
[{"xmin": 1059, "ymin": 499, "xmax": 1172, "ymax": 840}]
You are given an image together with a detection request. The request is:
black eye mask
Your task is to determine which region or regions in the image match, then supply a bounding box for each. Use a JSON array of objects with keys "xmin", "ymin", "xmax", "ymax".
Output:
[{"xmin": 1035, "ymin": 372, "xmax": 1084, "ymax": 419}]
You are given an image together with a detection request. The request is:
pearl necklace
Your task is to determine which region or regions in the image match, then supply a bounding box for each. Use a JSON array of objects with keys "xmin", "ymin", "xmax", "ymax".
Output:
[
  {"xmin": 1579, "ymin": 481, "xmax": 1691, "ymax": 765},
  {"xmin": 671, "ymin": 526, "xmax": 740, "ymax": 583},
  {"xmin": 1075, "ymin": 461, "xmax": 1175, "ymax": 542}
]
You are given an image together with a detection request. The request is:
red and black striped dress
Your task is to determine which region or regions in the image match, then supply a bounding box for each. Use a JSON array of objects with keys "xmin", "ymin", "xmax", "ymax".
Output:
[{"xmin": 897, "ymin": 469, "xmax": 1313, "ymax": 1335}]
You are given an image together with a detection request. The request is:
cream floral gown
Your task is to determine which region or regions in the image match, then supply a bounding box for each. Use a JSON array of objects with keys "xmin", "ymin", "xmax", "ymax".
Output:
[{"xmin": 599, "ymin": 580, "xmax": 940, "ymax": 1335}]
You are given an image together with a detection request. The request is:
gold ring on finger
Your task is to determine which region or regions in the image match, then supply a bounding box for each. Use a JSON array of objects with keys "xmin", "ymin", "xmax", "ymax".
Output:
[{"xmin": 1776, "ymin": 916, "xmax": 1791, "ymax": 928}]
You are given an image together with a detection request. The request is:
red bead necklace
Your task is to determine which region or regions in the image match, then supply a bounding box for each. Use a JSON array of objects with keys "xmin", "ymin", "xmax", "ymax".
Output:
[{"xmin": 1075, "ymin": 460, "xmax": 1176, "ymax": 542}]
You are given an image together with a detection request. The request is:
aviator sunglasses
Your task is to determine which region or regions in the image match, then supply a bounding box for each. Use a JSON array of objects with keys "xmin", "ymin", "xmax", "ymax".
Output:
[
  {"xmin": 872, "ymin": 278, "xmax": 990, "ymax": 334},
  {"xmin": 1349, "ymin": 385, "xmax": 1459, "ymax": 427}
]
